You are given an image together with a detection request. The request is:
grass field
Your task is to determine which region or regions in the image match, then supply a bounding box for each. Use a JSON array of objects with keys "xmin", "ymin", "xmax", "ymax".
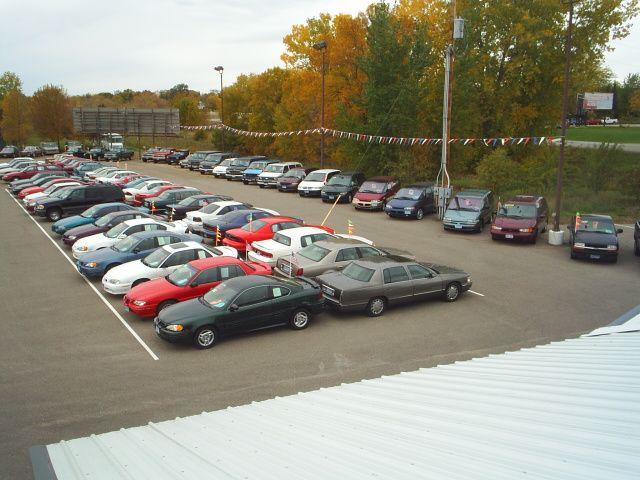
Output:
[{"xmin": 565, "ymin": 126, "xmax": 640, "ymax": 144}]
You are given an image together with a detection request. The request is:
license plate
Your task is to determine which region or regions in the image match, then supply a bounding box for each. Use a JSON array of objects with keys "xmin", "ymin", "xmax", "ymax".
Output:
[
  {"xmin": 282, "ymin": 264, "xmax": 291, "ymax": 273},
  {"xmin": 505, "ymin": 234, "xmax": 514, "ymax": 239},
  {"xmin": 590, "ymin": 254, "xmax": 600, "ymax": 259},
  {"xmin": 454, "ymin": 224, "xmax": 462, "ymax": 229},
  {"xmin": 328, "ymin": 195, "xmax": 335, "ymax": 200},
  {"xmin": 322, "ymin": 285, "xmax": 335, "ymax": 296}
]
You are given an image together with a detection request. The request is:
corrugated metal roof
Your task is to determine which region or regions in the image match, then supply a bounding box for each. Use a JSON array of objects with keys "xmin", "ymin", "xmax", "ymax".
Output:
[{"xmin": 33, "ymin": 312, "xmax": 640, "ymax": 480}]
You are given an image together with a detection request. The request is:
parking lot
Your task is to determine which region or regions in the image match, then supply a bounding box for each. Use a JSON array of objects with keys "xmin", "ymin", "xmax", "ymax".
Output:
[{"xmin": 2, "ymin": 159, "xmax": 640, "ymax": 478}]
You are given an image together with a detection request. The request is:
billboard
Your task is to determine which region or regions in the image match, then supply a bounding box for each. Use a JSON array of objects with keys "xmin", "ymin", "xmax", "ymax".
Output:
[
  {"xmin": 583, "ymin": 92, "xmax": 614, "ymax": 110},
  {"xmin": 72, "ymin": 108, "xmax": 180, "ymax": 136}
]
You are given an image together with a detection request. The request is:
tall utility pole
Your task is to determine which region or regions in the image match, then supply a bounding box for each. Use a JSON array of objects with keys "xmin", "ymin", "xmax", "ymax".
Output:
[
  {"xmin": 436, "ymin": 0, "xmax": 463, "ymax": 219},
  {"xmin": 552, "ymin": 0, "xmax": 576, "ymax": 234},
  {"xmin": 313, "ymin": 40, "xmax": 328, "ymax": 168},
  {"xmin": 214, "ymin": 65, "xmax": 225, "ymax": 150}
]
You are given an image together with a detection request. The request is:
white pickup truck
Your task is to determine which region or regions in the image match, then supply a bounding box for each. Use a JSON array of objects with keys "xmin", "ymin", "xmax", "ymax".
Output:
[{"xmin": 602, "ymin": 117, "xmax": 618, "ymax": 125}]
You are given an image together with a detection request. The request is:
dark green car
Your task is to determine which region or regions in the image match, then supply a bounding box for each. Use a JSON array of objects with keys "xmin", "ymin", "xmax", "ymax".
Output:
[{"xmin": 154, "ymin": 275, "xmax": 325, "ymax": 349}]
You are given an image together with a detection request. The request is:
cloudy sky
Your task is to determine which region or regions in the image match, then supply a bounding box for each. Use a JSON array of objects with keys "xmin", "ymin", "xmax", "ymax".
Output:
[{"xmin": 1, "ymin": 0, "xmax": 638, "ymax": 95}]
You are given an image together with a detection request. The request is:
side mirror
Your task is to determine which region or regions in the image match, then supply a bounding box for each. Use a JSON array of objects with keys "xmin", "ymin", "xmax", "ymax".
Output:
[
  {"xmin": 229, "ymin": 303, "xmax": 239, "ymax": 312},
  {"xmin": 617, "ymin": 228, "xmax": 623, "ymax": 234},
  {"xmin": 133, "ymin": 247, "xmax": 140, "ymax": 254}
]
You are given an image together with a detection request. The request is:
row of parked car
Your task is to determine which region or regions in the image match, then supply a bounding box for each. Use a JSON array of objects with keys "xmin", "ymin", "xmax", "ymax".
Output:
[
  {"xmin": 155, "ymin": 148, "xmax": 633, "ymax": 264},
  {"xmin": 2, "ymin": 153, "xmax": 475, "ymax": 349},
  {"xmin": 0, "ymin": 142, "xmax": 61, "ymax": 158}
]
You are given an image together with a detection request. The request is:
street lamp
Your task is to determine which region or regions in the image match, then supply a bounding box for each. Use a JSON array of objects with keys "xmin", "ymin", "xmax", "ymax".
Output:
[
  {"xmin": 214, "ymin": 65, "xmax": 225, "ymax": 150},
  {"xmin": 313, "ymin": 40, "xmax": 327, "ymax": 168}
]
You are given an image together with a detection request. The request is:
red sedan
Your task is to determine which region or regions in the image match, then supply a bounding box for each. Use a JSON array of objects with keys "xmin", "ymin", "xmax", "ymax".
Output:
[
  {"xmin": 123, "ymin": 256, "xmax": 272, "ymax": 317},
  {"xmin": 18, "ymin": 178, "xmax": 79, "ymax": 198},
  {"xmin": 132, "ymin": 184, "xmax": 182, "ymax": 206},
  {"xmin": 2, "ymin": 164, "xmax": 63, "ymax": 182},
  {"xmin": 222, "ymin": 216, "xmax": 334, "ymax": 252}
]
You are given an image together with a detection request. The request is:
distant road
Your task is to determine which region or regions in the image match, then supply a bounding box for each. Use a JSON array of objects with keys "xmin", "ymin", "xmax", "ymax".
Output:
[{"xmin": 552, "ymin": 138, "xmax": 640, "ymax": 153}]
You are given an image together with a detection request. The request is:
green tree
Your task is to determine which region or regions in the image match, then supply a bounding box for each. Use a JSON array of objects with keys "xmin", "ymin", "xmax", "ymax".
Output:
[
  {"xmin": 1, "ymin": 89, "xmax": 30, "ymax": 145},
  {"xmin": 30, "ymin": 85, "xmax": 73, "ymax": 144},
  {"xmin": 0, "ymin": 72, "xmax": 22, "ymax": 101}
]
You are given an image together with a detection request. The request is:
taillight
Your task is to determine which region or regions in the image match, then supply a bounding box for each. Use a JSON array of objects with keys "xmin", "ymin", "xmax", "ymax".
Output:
[
  {"xmin": 296, "ymin": 267, "xmax": 304, "ymax": 276},
  {"xmin": 316, "ymin": 288, "xmax": 323, "ymax": 299}
]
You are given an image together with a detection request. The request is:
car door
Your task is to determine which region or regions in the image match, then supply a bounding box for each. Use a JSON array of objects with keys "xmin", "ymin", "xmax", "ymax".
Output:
[
  {"xmin": 424, "ymin": 186, "xmax": 435, "ymax": 212},
  {"xmin": 221, "ymin": 286, "xmax": 271, "ymax": 334},
  {"xmin": 160, "ymin": 249, "xmax": 197, "ymax": 276},
  {"xmin": 382, "ymin": 266, "xmax": 414, "ymax": 305},
  {"xmin": 85, "ymin": 187, "xmax": 106, "ymax": 208},
  {"xmin": 132, "ymin": 237, "xmax": 157, "ymax": 259},
  {"xmin": 407, "ymin": 264, "xmax": 443, "ymax": 298},
  {"xmin": 267, "ymin": 285, "xmax": 294, "ymax": 326},
  {"xmin": 65, "ymin": 188, "xmax": 87, "ymax": 214}
]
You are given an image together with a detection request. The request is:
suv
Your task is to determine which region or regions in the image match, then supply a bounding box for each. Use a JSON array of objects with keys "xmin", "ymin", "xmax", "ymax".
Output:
[
  {"xmin": 491, "ymin": 195, "xmax": 549, "ymax": 243},
  {"xmin": 568, "ymin": 214, "xmax": 623, "ymax": 263},
  {"xmin": 151, "ymin": 148, "xmax": 175, "ymax": 163},
  {"xmin": 187, "ymin": 151, "xmax": 220, "ymax": 170},
  {"xmin": 40, "ymin": 142, "xmax": 60, "ymax": 155},
  {"xmin": 20, "ymin": 146, "xmax": 44, "ymax": 157},
  {"xmin": 321, "ymin": 171, "xmax": 365, "ymax": 203},
  {"xmin": 443, "ymin": 189, "xmax": 494, "ymax": 232},
  {"xmin": 167, "ymin": 149, "xmax": 190, "ymax": 165},
  {"xmin": 225, "ymin": 156, "xmax": 266, "ymax": 181},
  {"xmin": 34, "ymin": 184, "xmax": 124, "ymax": 221},
  {"xmin": 242, "ymin": 159, "xmax": 279, "ymax": 184},
  {"xmin": 352, "ymin": 176, "xmax": 400, "ymax": 210},
  {"xmin": 385, "ymin": 182, "xmax": 436, "ymax": 219},
  {"xmin": 104, "ymin": 148, "xmax": 135, "ymax": 161},
  {"xmin": 141, "ymin": 187, "xmax": 202, "ymax": 214},
  {"xmin": 199, "ymin": 152, "xmax": 239, "ymax": 174}
]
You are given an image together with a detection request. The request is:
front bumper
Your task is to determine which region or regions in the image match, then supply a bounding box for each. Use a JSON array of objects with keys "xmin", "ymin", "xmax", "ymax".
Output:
[
  {"xmin": 321, "ymin": 192, "xmax": 348, "ymax": 202},
  {"xmin": 75, "ymin": 261, "xmax": 105, "ymax": 278},
  {"xmin": 443, "ymin": 221, "xmax": 480, "ymax": 232},
  {"xmin": 153, "ymin": 317, "xmax": 191, "ymax": 343},
  {"xmin": 298, "ymin": 188, "xmax": 322, "ymax": 197},
  {"xmin": 277, "ymin": 183, "xmax": 298, "ymax": 192},
  {"xmin": 257, "ymin": 178, "xmax": 278, "ymax": 187},
  {"xmin": 491, "ymin": 229, "xmax": 536, "ymax": 241},
  {"xmin": 123, "ymin": 295, "xmax": 157, "ymax": 317},
  {"xmin": 386, "ymin": 207, "xmax": 419, "ymax": 218},
  {"xmin": 571, "ymin": 247, "xmax": 618, "ymax": 261},
  {"xmin": 353, "ymin": 200, "xmax": 384, "ymax": 210},
  {"xmin": 102, "ymin": 279, "xmax": 132, "ymax": 295}
]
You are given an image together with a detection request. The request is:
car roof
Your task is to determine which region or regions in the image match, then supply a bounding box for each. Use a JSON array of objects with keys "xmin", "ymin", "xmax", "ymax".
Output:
[
  {"xmin": 313, "ymin": 237, "xmax": 374, "ymax": 249},
  {"xmin": 367, "ymin": 176, "xmax": 397, "ymax": 182},
  {"xmin": 580, "ymin": 214, "xmax": 614, "ymax": 221},
  {"xmin": 269, "ymin": 162, "xmax": 301, "ymax": 167},
  {"xmin": 188, "ymin": 256, "xmax": 244, "ymax": 270},
  {"xmin": 129, "ymin": 230, "xmax": 184, "ymax": 240},
  {"xmin": 458, "ymin": 189, "xmax": 492, "ymax": 197},
  {"xmin": 162, "ymin": 240, "xmax": 203, "ymax": 253},
  {"xmin": 308, "ymin": 169, "xmax": 340, "ymax": 174},
  {"xmin": 353, "ymin": 255, "xmax": 415, "ymax": 268},
  {"xmin": 220, "ymin": 274, "xmax": 285, "ymax": 289},
  {"xmin": 213, "ymin": 200, "xmax": 244, "ymax": 207},
  {"xmin": 280, "ymin": 226, "xmax": 328, "ymax": 238},
  {"xmin": 334, "ymin": 171, "xmax": 363, "ymax": 176},
  {"xmin": 403, "ymin": 182, "xmax": 434, "ymax": 188},
  {"xmin": 166, "ymin": 187, "xmax": 199, "ymax": 193},
  {"xmin": 253, "ymin": 216, "xmax": 299, "ymax": 224},
  {"xmin": 122, "ymin": 218, "xmax": 163, "ymax": 227},
  {"xmin": 506, "ymin": 195, "xmax": 543, "ymax": 204}
]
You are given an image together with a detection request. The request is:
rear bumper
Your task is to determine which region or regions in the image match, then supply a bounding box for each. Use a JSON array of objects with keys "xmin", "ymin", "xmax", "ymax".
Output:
[
  {"xmin": 222, "ymin": 238, "xmax": 247, "ymax": 251},
  {"xmin": 571, "ymin": 248, "xmax": 618, "ymax": 261}
]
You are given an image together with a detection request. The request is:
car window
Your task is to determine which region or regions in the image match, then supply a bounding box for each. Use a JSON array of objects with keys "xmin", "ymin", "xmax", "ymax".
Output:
[
  {"xmin": 270, "ymin": 286, "xmax": 290, "ymax": 298},
  {"xmin": 383, "ymin": 266, "xmax": 410, "ymax": 283},
  {"xmin": 336, "ymin": 248, "xmax": 359, "ymax": 262},
  {"xmin": 273, "ymin": 233, "xmax": 292, "ymax": 246},
  {"xmin": 163, "ymin": 250, "xmax": 196, "ymax": 267},
  {"xmin": 69, "ymin": 189, "xmax": 85, "ymax": 200},
  {"xmin": 156, "ymin": 236, "xmax": 173, "ymax": 247},
  {"xmin": 218, "ymin": 206, "xmax": 229, "ymax": 215},
  {"xmin": 234, "ymin": 286, "xmax": 269, "ymax": 307},
  {"xmin": 300, "ymin": 235, "xmax": 313, "ymax": 248},
  {"xmin": 127, "ymin": 225, "xmax": 145, "ymax": 234},
  {"xmin": 144, "ymin": 223, "xmax": 165, "ymax": 231},
  {"xmin": 358, "ymin": 246, "xmax": 383, "ymax": 258},
  {"xmin": 219, "ymin": 264, "xmax": 245, "ymax": 281},
  {"xmin": 136, "ymin": 238, "xmax": 156, "ymax": 251},
  {"xmin": 193, "ymin": 267, "xmax": 218, "ymax": 285},
  {"xmin": 196, "ymin": 249, "xmax": 211, "ymax": 259},
  {"xmin": 407, "ymin": 264, "xmax": 433, "ymax": 279},
  {"xmin": 86, "ymin": 189, "xmax": 101, "ymax": 200}
]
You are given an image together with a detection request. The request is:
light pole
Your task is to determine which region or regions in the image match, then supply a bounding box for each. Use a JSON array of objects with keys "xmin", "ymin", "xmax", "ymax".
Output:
[
  {"xmin": 313, "ymin": 40, "xmax": 327, "ymax": 168},
  {"xmin": 214, "ymin": 65, "xmax": 225, "ymax": 151},
  {"xmin": 551, "ymin": 0, "xmax": 576, "ymax": 239}
]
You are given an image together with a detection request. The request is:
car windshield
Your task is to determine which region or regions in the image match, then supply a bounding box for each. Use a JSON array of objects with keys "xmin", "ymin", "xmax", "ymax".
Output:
[
  {"xmin": 81, "ymin": 204, "xmax": 101, "ymax": 217},
  {"xmin": 142, "ymin": 248, "xmax": 170, "ymax": 268},
  {"xmin": 202, "ymin": 282, "xmax": 239, "ymax": 308},
  {"xmin": 241, "ymin": 219, "xmax": 267, "ymax": 231},
  {"xmin": 395, "ymin": 187, "xmax": 424, "ymax": 200},
  {"xmin": 167, "ymin": 264, "xmax": 197, "ymax": 286},
  {"xmin": 448, "ymin": 196, "xmax": 482, "ymax": 212},
  {"xmin": 249, "ymin": 162, "xmax": 268, "ymax": 170},
  {"xmin": 327, "ymin": 175, "xmax": 353, "ymax": 186},
  {"xmin": 576, "ymin": 218, "xmax": 616, "ymax": 234},
  {"xmin": 112, "ymin": 236, "xmax": 138, "ymax": 252},
  {"xmin": 342, "ymin": 262, "xmax": 375, "ymax": 282},
  {"xmin": 105, "ymin": 222, "xmax": 129, "ymax": 238},
  {"xmin": 43, "ymin": 185, "xmax": 59, "ymax": 194},
  {"xmin": 156, "ymin": 191, "xmax": 174, "ymax": 200},
  {"xmin": 273, "ymin": 232, "xmax": 291, "ymax": 246},
  {"xmin": 219, "ymin": 159, "xmax": 234, "ymax": 167},
  {"xmin": 298, "ymin": 244, "xmax": 330, "ymax": 262},
  {"xmin": 304, "ymin": 172, "xmax": 327, "ymax": 182},
  {"xmin": 264, "ymin": 164, "xmax": 284, "ymax": 173},
  {"xmin": 95, "ymin": 214, "xmax": 115, "ymax": 227},
  {"xmin": 359, "ymin": 181, "xmax": 387, "ymax": 194},
  {"xmin": 498, "ymin": 203, "xmax": 536, "ymax": 218},
  {"xmin": 231, "ymin": 159, "xmax": 250, "ymax": 167},
  {"xmin": 148, "ymin": 185, "xmax": 167, "ymax": 194},
  {"xmin": 179, "ymin": 196, "xmax": 201, "ymax": 206},
  {"xmin": 283, "ymin": 170, "xmax": 305, "ymax": 180}
]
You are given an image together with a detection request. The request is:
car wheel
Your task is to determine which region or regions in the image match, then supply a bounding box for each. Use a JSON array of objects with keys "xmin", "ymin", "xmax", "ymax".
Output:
[
  {"xmin": 610, "ymin": 256, "xmax": 618, "ymax": 264},
  {"xmin": 47, "ymin": 208, "xmax": 62, "ymax": 222},
  {"xmin": 491, "ymin": 234, "xmax": 499, "ymax": 241},
  {"xmin": 634, "ymin": 241, "xmax": 640, "ymax": 256},
  {"xmin": 365, "ymin": 297, "xmax": 386, "ymax": 317},
  {"xmin": 416, "ymin": 208, "xmax": 424, "ymax": 220},
  {"xmin": 193, "ymin": 326, "xmax": 217, "ymax": 349},
  {"xmin": 478, "ymin": 220, "xmax": 484, "ymax": 233},
  {"xmin": 142, "ymin": 159, "xmax": 147, "ymax": 163},
  {"xmin": 444, "ymin": 282, "xmax": 461, "ymax": 302},
  {"xmin": 570, "ymin": 251, "xmax": 577, "ymax": 260},
  {"xmin": 157, "ymin": 300, "xmax": 177, "ymax": 313},
  {"xmin": 104, "ymin": 263, "xmax": 119, "ymax": 274},
  {"xmin": 132, "ymin": 278, "xmax": 149, "ymax": 288},
  {"xmin": 289, "ymin": 308, "xmax": 311, "ymax": 330}
]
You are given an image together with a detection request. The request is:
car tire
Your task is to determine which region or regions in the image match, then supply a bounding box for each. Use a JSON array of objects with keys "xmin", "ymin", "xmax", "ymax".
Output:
[
  {"xmin": 104, "ymin": 263, "xmax": 119, "ymax": 274},
  {"xmin": 610, "ymin": 256, "xmax": 618, "ymax": 264},
  {"xmin": 142, "ymin": 159, "xmax": 147, "ymax": 163},
  {"xmin": 478, "ymin": 220, "xmax": 484, "ymax": 233},
  {"xmin": 491, "ymin": 234, "xmax": 499, "ymax": 241},
  {"xmin": 365, "ymin": 297, "xmax": 386, "ymax": 317},
  {"xmin": 444, "ymin": 282, "xmax": 461, "ymax": 302},
  {"xmin": 416, "ymin": 208, "xmax": 424, "ymax": 220},
  {"xmin": 289, "ymin": 308, "xmax": 311, "ymax": 330},
  {"xmin": 132, "ymin": 278, "xmax": 149, "ymax": 288},
  {"xmin": 193, "ymin": 325, "xmax": 217, "ymax": 349},
  {"xmin": 634, "ymin": 241, "xmax": 640, "ymax": 256},
  {"xmin": 570, "ymin": 251, "xmax": 577, "ymax": 260},
  {"xmin": 47, "ymin": 208, "xmax": 62, "ymax": 222},
  {"xmin": 157, "ymin": 300, "xmax": 177, "ymax": 313}
]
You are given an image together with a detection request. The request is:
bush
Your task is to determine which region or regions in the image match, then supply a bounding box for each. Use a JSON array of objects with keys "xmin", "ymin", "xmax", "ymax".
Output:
[{"xmin": 475, "ymin": 149, "xmax": 524, "ymax": 197}]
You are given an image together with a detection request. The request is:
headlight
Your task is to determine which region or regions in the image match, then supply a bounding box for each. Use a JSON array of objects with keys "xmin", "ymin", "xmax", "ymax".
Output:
[
  {"xmin": 165, "ymin": 324, "xmax": 184, "ymax": 332},
  {"xmin": 443, "ymin": 217, "xmax": 452, "ymax": 222},
  {"xmin": 79, "ymin": 246, "xmax": 88, "ymax": 251},
  {"xmin": 466, "ymin": 276, "xmax": 471, "ymax": 284},
  {"xmin": 607, "ymin": 244, "xmax": 618, "ymax": 250},
  {"xmin": 491, "ymin": 225, "xmax": 502, "ymax": 231},
  {"xmin": 404, "ymin": 207, "xmax": 415, "ymax": 212},
  {"xmin": 86, "ymin": 262, "xmax": 98, "ymax": 268},
  {"xmin": 68, "ymin": 235, "xmax": 76, "ymax": 240},
  {"xmin": 36, "ymin": 205, "xmax": 45, "ymax": 210},
  {"xmin": 132, "ymin": 300, "xmax": 146, "ymax": 306},
  {"xmin": 519, "ymin": 228, "xmax": 534, "ymax": 233},
  {"xmin": 371, "ymin": 200, "xmax": 381, "ymax": 206},
  {"xmin": 109, "ymin": 278, "xmax": 120, "ymax": 284},
  {"xmin": 574, "ymin": 242, "xmax": 585, "ymax": 248}
]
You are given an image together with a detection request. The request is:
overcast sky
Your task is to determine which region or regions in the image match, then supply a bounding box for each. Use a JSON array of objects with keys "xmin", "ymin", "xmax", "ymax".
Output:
[{"xmin": 1, "ymin": 0, "xmax": 638, "ymax": 95}]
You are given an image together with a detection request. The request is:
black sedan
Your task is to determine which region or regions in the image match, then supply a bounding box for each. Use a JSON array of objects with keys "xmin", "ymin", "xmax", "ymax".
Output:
[
  {"xmin": 568, "ymin": 214, "xmax": 623, "ymax": 262},
  {"xmin": 141, "ymin": 187, "xmax": 201, "ymax": 214},
  {"xmin": 165, "ymin": 194, "xmax": 233, "ymax": 220},
  {"xmin": 0, "ymin": 146, "xmax": 19, "ymax": 158},
  {"xmin": 10, "ymin": 173, "xmax": 68, "ymax": 194},
  {"xmin": 201, "ymin": 209, "xmax": 275, "ymax": 239},
  {"xmin": 316, "ymin": 256, "xmax": 471, "ymax": 317},
  {"xmin": 154, "ymin": 275, "xmax": 325, "ymax": 349}
]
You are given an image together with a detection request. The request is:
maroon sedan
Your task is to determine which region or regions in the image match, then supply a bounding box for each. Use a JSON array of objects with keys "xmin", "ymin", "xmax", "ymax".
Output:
[
  {"xmin": 2, "ymin": 164, "xmax": 63, "ymax": 182},
  {"xmin": 61, "ymin": 209, "xmax": 152, "ymax": 246},
  {"xmin": 491, "ymin": 195, "xmax": 549, "ymax": 243},
  {"xmin": 277, "ymin": 168, "xmax": 317, "ymax": 193}
]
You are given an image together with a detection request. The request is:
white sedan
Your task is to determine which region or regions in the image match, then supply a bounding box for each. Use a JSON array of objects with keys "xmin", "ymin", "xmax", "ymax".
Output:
[
  {"xmin": 102, "ymin": 241, "xmax": 237, "ymax": 294},
  {"xmin": 86, "ymin": 166, "xmax": 118, "ymax": 180},
  {"xmin": 72, "ymin": 218, "xmax": 188, "ymax": 259},
  {"xmin": 23, "ymin": 181, "xmax": 83, "ymax": 204},
  {"xmin": 184, "ymin": 200, "xmax": 251, "ymax": 232},
  {"xmin": 96, "ymin": 170, "xmax": 136, "ymax": 184},
  {"xmin": 247, "ymin": 226, "xmax": 373, "ymax": 266},
  {"xmin": 123, "ymin": 180, "xmax": 173, "ymax": 203}
]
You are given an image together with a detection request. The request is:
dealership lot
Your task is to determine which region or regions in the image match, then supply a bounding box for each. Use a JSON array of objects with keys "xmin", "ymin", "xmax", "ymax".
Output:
[{"xmin": 2, "ymin": 159, "xmax": 639, "ymax": 478}]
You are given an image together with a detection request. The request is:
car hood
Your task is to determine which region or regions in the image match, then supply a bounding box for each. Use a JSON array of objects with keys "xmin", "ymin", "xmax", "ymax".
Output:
[
  {"xmin": 574, "ymin": 230, "xmax": 618, "ymax": 246},
  {"xmin": 299, "ymin": 180, "xmax": 324, "ymax": 188},
  {"xmin": 387, "ymin": 198, "xmax": 419, "ymax": 209},
  {"xmin": 494, "ymin": 216, "xmax": 536, "ymax": 229},
  {"xmin": 74, "ymin": 232, "xmax": 112, "ymax": 250},
  {"xmin": 65, "ymin": 223, "xmax": 104, "ymax": 238},
  {"xmin": 444, "ymin": 209, "xmax": 480, "ymax": 222},
  {"xmin": 322, "ymin": 185, "xmax": 350, "ymax": 194},
  {"xmin": 244, "ymin": 168, "xmax": 263, "ymax": 175},
  {"xmin": 355, "ymin": 192, "xmax": 385, "ymax": 201},
  {"xmin": 77, "ymin": 246, "xmax": 127, "ymax": 264},
  {"xmin": 203, "ymin": 219, "xmax": 236, "ymax": 231},
  {"xmin": 52, "ymin": 215, "xmax": 92, "ymax": 230},
  {"xmin": 158, "ymin": 297, "xmax": 211, "ymax": 325},
  {"xmin": 279, "ymin": 177, "xmax": 301, "ymax": 185},
  {"xmin": 259, "ymin": 172, "xmax": 281, "ymax": 178},
  {"xmin": 104, "ymin": 260, "xmax": 155, "ymax": 283},
  {"xmin": 426, "ymin": 263, "xmax": 466, "ymax": 275},
  {"xmin": 129, "ymin": 277, "xmax": 178, "ymax": 302}
]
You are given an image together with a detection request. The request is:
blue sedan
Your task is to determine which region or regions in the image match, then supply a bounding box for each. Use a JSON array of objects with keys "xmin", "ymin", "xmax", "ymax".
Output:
[
  {"xmin": 51, "ymin": 202, "xmax": 147, "ymax": 235},
  {"xmin": 201, "ymin": 209, "xmax": 276, "ymax": 239},
  {"xmin": 75, "ymin": 230, "xmax": 201, "ymax": 278}
]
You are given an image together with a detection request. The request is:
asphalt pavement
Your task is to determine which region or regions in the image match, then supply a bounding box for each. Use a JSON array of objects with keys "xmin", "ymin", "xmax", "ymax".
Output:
[{"xmin": 1, "ymin": 159, "xmax": 639, "ymax": 478}]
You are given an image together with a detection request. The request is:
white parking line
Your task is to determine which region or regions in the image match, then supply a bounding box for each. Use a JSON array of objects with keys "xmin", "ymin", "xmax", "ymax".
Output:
[
  {"xmin": 5, "ymin": 190, "xmax": 159, "ymax": 361},
  {"xmin": 468, "ymin": 290, "xmax": 485, "ymax": 297}
]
